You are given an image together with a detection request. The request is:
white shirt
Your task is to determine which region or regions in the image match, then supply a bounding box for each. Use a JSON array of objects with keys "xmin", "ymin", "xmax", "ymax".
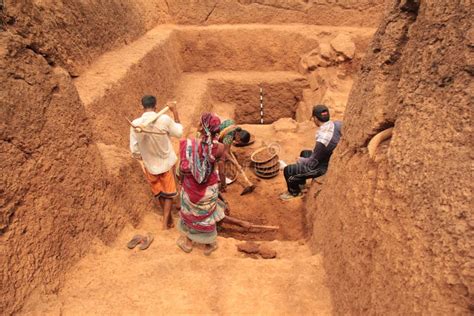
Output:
[
  {"xmin": 316, "ymin": 121, "xmax": 335, "ymax": 147},
  {"xmin": 129, "ymin": 112, "xmax": 183, "ymax": 175}
]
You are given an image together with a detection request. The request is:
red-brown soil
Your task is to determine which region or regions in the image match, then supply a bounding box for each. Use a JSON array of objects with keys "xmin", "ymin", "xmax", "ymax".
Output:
[
  {"xmin": 1, "ymin": 19, "xmax": 370, "ymax": 314},
  {"xmin": 1, "ymin": 0, "xmax": 471, "ymax": 315},
  {"xmin": 19, "ymin": 214, "xmax": 332, "ymax": 315},
  {"xmin": 308, "ymin": 1, "xmax": 473, "ymax": 314}
]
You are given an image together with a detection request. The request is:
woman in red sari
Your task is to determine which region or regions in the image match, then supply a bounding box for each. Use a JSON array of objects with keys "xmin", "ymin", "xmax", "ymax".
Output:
[{"xmin": 177, "ymin": 113, "xmax": 226, "ymax": 255}]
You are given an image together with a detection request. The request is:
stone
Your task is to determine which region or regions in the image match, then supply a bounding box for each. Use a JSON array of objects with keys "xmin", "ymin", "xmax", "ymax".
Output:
[
  {"xmin": 319, "ymin": 42, "xmax": 336, "ymax": 61},
  {"xmin": 330, "ymin": 33, "xmax": 356, "ymax": 60},
  {"xmin": 273, "ymin": 117, "xmax": 298, "ymax": 132},
  {"xmin": 308, "ymin": 71, "xmax": 324, "ymax": 91},
  {"xmin": 299, "ymin": 47, "xmax": 332, "ymax": 72},
  {"xmin": 259, "ymin": 244, "xmax": 277, "ymax": 259},
  {"xmin": 237, "ymin": 241, "xmax": 260, "ymax": 254}
]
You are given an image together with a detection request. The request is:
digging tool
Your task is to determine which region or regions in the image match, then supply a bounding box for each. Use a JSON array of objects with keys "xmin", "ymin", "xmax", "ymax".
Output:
[
  {"xmin": 126, "ymin": 105, "xmax": 172, "ymax": 135},
  {"xmin": 228, "ymin": 151, "xmax": 256, "ymax": 196},
  {"xmin": 223, "ymin": 216, "xmax": 279, "ymax": 231}
]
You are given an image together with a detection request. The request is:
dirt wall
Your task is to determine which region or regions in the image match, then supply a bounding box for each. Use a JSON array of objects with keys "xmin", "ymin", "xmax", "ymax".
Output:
[
  {"xmin": 308, "ymin": 0, "xmax": 473, "ymax": 314},
  {"xmin": 0, "ymin": 1, "xmax": 179, "ymax": 314},
  {"xmin": 176, "ymin": 26, "xmax": 320, "ymax": 72},
  {"xmin": 80, "ymin": 34, "xmax": 183, "ymax": 148},
  {"xmin": 168, "ymin": 0, "xmax": 386, "ymax": 27},
  {"xmin": 0, "ymin": 25, "xmax": 156, "ymax": 316},
  {"xmin": 176, "ymin": 26, "xmax": 374, "ymax": 73},
  {"xmin": 209, "ymin": 79, "xmax": 308, "ymax": 124},
  {"xmin": 2, "ymin": 0, "xmax": 171, "ymax": 75},
  {"xmin": 2, "ymin": 0, "xmax": 383, "ymax": 76}
]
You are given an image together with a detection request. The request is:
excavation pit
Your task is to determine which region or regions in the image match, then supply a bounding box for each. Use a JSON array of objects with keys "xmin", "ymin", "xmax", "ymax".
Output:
[
  {"xmin": 73, "ymin": 26, "xmax": 370, "ymax": 243},
  {"xmin": 212, "ymin": 121, "xmax": 317, "ymax": 242},
  {"xmin": 3, "ymin": 1, "xmax": 398, "ymax": 313}
]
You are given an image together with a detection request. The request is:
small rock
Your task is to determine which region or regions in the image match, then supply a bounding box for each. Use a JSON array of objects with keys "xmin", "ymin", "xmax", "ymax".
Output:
[
  {"xmin": 330, "ymin": 33, "xmax": 356, "ymax": 60},
  {"xmin": 237, "ymin": 241, "xmax": 260, "ymax": 254},
  {"xmin": 319, "ymin": 42, "xmax": 335, "ymax": 61},
  {"xmin": 299, "ymin": 47, "xmax": 330, "ymax": 73},
  {"xmin": 273, "ymin": 118, "xmax": 298, "ymax": 132},
  {"xmin": 308, "ymin": 71, "xmax": 324, "ymax": 91},
  {"xmin": 259, "ymin": 245, "xmax": 277, "ymax": 259}
]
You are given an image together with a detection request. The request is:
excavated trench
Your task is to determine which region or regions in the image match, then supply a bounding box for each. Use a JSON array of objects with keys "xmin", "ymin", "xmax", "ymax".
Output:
[{"xmin": 76, "ymin": 25, "xmax": 372, "ymax": 242}]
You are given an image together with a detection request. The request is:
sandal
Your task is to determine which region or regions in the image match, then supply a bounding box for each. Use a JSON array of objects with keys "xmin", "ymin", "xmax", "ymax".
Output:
[
  {"xmin": 177, "ymin": 236, "xmax": 193, "ymax": 253},
  {"xmin": 127, "ymin": 234, "xmax": 144, "ymax": 249},
  {"xmin": 279, "ymin": 191, "xmax": 303, "ymax": 201},
  {"xmin": 138, "ymin": 233, "xmax": 154, "ymax": 250},
  {"xmin": 204, "ymin": 243, "xmax": 218, "ymax": 256}
]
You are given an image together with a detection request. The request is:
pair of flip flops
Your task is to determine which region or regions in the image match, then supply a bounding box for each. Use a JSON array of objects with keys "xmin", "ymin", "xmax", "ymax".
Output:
[{"xmin": 127, "ymin": 233, "xmax": 154, "ymax": 250}]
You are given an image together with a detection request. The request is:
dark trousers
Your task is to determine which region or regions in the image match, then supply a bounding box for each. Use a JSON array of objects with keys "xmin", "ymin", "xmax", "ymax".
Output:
[{"xmin": 283, "ymin": 150, "xmax": 327, "ymax": 195}]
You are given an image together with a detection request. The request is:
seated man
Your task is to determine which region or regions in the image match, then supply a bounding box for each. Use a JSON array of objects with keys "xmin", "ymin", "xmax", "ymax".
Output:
[
  {"xmin": 280, "ymin": 105, "xmax": 342, "ymax": 201},
  {"xmin": 217, "ymin": 119, "xmax": 251, "ymax": 191}
]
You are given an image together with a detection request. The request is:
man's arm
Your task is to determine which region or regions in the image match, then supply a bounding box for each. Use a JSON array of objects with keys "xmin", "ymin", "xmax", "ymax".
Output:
[
  {"xmin": 169, "ymin": 102, "xmax": 180, "ymax": 123},
  {"xmin": 215, "ymin": 143, "xmax": 227, "ymax": 192},
  {"xmin": 167, "ymin": 102, "xmax": 183, "ymax": 138},
  {"xmin": 218, "ymin": 159, "xmax": 226, "ymax": 192},
  {"xmin": 299, "ymin": 142, "xmax": 329, "ymax": 165},
  {"xmin": 130, "ymin": 127, "xmax": 141, "ymax": 159}
]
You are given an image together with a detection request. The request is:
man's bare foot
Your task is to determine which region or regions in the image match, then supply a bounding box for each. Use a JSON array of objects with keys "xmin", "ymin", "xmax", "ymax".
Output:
[
  {"xmin": 163, "ymin": 216, "xmax": 170, "ymax": 230},
  {"xmin": 167, "ymin": 215, "xmax": 175, "ymax": 228},
  {"xmin": 204, "ymin": 243, "xmax": 218, "ymax": 256},
  {"xmin": 177, "ymin": 236, "xmax": 193, "ymax": 253}
]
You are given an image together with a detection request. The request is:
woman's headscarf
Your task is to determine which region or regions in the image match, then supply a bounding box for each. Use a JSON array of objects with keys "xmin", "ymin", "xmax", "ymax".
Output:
[
  {"xmin": 201, "ymin": 112, "xmax": 221, "ymax": 138},
  {"xmin": 219, "ymin": 119, "xmax": 239, "ymax": 145},
  {"xmin": 185, "ymin": 113, "xmax": 221, "ymax": 184}
]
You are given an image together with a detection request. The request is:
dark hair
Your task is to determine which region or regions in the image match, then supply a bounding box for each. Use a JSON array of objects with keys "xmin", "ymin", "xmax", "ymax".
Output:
[
  {"xmin": 312, "ymin": 104, "xmax": 330, "ymax": 122},
  {"xmin": 238, "ymin": 130, "xmax": 251, "ymax": 144},
  {"xmin": 141, "ymin": 95, "xmax": 157, "ymax": 109}
]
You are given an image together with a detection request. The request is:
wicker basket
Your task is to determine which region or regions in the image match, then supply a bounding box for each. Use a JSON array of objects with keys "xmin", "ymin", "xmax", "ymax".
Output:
[{"xmin": 250, "ymin": 144, "xmax": 281, "ymax": 179}]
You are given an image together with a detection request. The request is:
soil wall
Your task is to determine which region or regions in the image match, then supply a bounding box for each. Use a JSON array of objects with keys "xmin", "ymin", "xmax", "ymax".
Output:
[
  {"xmin": 2, "ymin": 0, "xmax": 384, "ymax": 76},
  {"xmin": 176, "ymin": 26, "xmax": 320, "ymax": 72},
  {"xmin": 209, "ymin": 79, "xmax": 308, "ymax": 124},
  {"xmin": 168, "ymin": 0, "xmax": 386, "ymax": 27},
  {"xmin": 0, "ymin": 32, "xmax": 155, "ymax": 314},
  {"xmin": 79, "ymin": 33, "xmax": 183, "ymax": 148},
  {"xmin": 308, "ymin": 1, "xmax": 473, "ymax": 314},
  {"xmin": 0, "ymin": 0, "xmax": 393, "ymax": 314},
  {"xmin": 2, "ymin": 0, "xmax": 172, "ymax": 75},
  {"xmin": 0, "ymin": 1, "xmax": 172, "ymax": 313}
]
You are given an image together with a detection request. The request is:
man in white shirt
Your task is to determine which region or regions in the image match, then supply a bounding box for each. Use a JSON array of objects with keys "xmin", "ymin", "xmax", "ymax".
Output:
[{"xmin": 130, "ymin": 95, "xmax": 183, "ymax": 229}]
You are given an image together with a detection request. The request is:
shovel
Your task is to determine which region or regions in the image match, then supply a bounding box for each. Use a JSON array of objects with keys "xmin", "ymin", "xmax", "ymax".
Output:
[{"xmin": 228, "ymin": 151, "xmax": 256, "ymax": 196}]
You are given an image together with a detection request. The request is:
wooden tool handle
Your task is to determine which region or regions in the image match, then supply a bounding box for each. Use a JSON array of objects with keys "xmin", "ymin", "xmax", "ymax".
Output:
[
  {"xmin": 229, "ymin": 152, "xmax": 253, "ymax": 186},
  {"xmin": 142, "ymin": 106, "xmax": 170, "ymax": 126}
]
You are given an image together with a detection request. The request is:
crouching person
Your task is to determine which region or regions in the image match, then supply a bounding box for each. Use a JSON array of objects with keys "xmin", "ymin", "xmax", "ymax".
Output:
[{"xmin": 280, "ymin": 105, "xmax": 342, "ymax": 201}]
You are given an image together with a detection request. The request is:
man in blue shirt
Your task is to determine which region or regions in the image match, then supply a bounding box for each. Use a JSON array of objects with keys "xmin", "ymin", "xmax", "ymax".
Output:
[{"xmin": 280, "ymin": 105, "xmax": 342, "ymax": 201}]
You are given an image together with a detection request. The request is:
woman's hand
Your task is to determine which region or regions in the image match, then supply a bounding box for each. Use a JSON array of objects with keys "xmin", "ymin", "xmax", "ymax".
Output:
[
  {"xmin": 224, "ymin": 202, "xmax": 230, "ymax": 216},
  {"xmin": 219, "ymin": 182, "xmax": 227, "ymax": 192}
]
